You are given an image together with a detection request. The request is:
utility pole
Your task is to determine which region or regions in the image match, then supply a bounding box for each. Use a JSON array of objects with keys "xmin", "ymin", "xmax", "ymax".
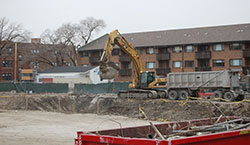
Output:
[
  {"xmin": 182, "ymin": 45, "xmax": 184, "ymax": 72},
  {"xmin": 14, "ymin": 43, "xmax": 17, "ymax": 83}
]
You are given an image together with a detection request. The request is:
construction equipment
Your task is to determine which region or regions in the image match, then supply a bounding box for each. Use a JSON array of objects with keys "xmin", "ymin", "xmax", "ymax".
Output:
[
  {"xmin": 99, "ymin": 30, "xmax": 167, "ymax": 98},
  {"xmin": 166, "ymin": 69, "xmax": 250, "ymax": 101}
]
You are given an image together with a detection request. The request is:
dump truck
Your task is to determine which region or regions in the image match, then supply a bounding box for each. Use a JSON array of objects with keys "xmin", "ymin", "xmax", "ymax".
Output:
[{"xmin": 166, "ymin": 69, "xmax": 250, "ymax": 101}]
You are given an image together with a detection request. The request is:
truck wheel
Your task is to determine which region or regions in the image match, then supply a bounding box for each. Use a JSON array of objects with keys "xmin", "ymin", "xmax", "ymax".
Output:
[
  {"xmin": 179, "ymin": 90, "xmax": 189, "ymax": 100},
  {"xmin": 168, "ymin": 90, "xmax": 178, "ymax": 100},
  {"xmin": 223, "ymin": 92, "xmax": 235, "ymax": 102},
  {"xmin": 212, "ymin": 91, "xmax": 222, "ymax": 99}
]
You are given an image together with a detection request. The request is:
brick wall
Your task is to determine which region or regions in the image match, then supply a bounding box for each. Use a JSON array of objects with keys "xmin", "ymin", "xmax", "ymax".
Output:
[{"xmin": 79, "ymin": 41, "xmax": 249, "ymax": 82}]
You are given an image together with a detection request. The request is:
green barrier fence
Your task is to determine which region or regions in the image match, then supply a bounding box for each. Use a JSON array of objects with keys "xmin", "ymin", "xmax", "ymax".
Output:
[
  {"xmin": 0, "ymin": 83, "xmax": 69, "ymax": 93},
  {"xmin": 74, "ymin": 82, "xmax": 130, "ymax": 94},
  {"xmin": 0, "ymin": 82, "xmax": 130, "ymax": 94}
]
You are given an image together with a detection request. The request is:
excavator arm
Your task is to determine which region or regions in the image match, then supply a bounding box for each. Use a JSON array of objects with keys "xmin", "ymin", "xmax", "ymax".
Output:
[{"xmin": 99, "ymin": 30, "xmax": 144, "ymax": 88}]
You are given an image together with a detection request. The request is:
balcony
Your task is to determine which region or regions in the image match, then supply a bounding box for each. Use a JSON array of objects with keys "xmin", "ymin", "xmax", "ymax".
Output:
[
  {"xmin": 156, "ymin": 68, "xmax": 171, "ymax": 75},
  {"xmin": 89, "ymin": 56, "xmax": 100, "ymax": 64},
  {"xmin": 119, "ymin": 55, "xmax": 131, "ymax": 62},
  {"xmin": 156, "ymin": 53, "xmax": 170, "ymax": 61},
  {"xmin": 195, "ymin": 51, "xmax": 211, "ymax": 59},
  {"xmin": 243, "ymin": 50, "xmax": 250, "ymax": 58},
  {"xmin": 119, "ymin": 69, "xmax": 132, "ymax": 76},
  {"xmin": 243, "ymin": 66, "xmax": 250, "ymax": 75},
  {"xmin": 195, "ymin": 66, "xmax": 211, "ymax": 71}
]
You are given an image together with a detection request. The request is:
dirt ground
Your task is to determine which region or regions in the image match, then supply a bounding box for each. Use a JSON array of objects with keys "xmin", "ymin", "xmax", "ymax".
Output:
[
  {"xmin": 0, "ymin": 110, "xmax": 159, "ymax": 145},
  {"xmin": 1, "ymin": 92, "xmax": 250, "ymax": 145},
  {"xmin": 1, "ymin": 93, "xmax": 250, "ymax": 121}
]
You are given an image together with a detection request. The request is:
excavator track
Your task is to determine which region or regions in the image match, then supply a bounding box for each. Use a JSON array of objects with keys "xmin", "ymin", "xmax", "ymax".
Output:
[{"xmin": 118, "ymin": 89, "xmax": 158, "ymax": 99}]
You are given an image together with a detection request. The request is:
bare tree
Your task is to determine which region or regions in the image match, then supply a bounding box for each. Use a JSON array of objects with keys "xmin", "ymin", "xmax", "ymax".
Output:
[
  {"xmin": 40, "ymin": 17, "xmax": 106, "ymax": 66},
  {"xmin": 0, "ymin": 17, "xmax": 31, "ymax": 56},
  {"xmin": 41, "ymin": 26, "xmax": 78, "ymax": 66},
  {"xmin": 78, "ymin": 17, "xmax": 106, "ymax": 44},
  {"xmin": 33, "ymin": 44, "xmax": 73, "ymax": 67}
]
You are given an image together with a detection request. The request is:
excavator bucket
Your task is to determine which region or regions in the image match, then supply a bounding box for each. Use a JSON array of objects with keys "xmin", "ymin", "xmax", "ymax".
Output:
[{"xmin": 99, "ymin": 61, "xmax": 120, "ymax": 80}]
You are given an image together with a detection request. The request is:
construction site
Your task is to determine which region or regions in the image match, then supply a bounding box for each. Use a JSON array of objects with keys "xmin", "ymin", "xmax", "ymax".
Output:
[
  {"xmin": 0, "ymin": 91, "xmax": 250, "ymax": 145},
  {"xmin": 2, "ymin": 0, "xmax": 250, "ymax": 144},
  {"xmin": 1, "ymin": 28, "xmax": 250, "ymax": 144}
]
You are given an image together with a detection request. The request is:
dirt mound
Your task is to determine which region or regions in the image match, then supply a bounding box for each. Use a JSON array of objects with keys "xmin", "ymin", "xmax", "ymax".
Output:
[{"xmin": 1, "ymin": 93, "xmax": 250, "ymax": 121}]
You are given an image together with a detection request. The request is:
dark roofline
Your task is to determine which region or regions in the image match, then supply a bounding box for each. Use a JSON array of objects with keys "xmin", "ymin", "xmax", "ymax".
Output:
[
  {"xmin": 78, "ymin": 33, "xmax": 108, "ymax": 51},
  {"xmin": 122, "ymin": 23, "xmax": 250, "ymax": 35},
  {"xmin": 78, "ymin": 23, "xmax": 250, "ymax": 51},
  {"xmin": 40, "ymin": 66, "xmax": 96, "ymax": 73}
]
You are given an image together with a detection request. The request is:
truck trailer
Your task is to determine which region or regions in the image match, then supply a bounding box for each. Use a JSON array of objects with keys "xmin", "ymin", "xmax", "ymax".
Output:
[{"xmin": 166, "ymin": 69, "xmax": 249, "ymax": 101}]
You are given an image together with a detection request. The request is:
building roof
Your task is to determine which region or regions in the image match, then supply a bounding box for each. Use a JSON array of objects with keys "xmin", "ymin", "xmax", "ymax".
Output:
[
  {"xmin": 78, "ymin": 23, "xmax": 250, "ymax": 51},
  {"xmin": 40, "ymin": 66, "xmax": 96, "ymax": 73}
]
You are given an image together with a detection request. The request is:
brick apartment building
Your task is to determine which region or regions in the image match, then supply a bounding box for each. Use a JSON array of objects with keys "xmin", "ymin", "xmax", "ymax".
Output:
[
  {"xmin": 0, "ymin": 39, "xmax": 74, "ymax": 82},
  {"xmin": 78, "ymin": 23, "xmax": 250, "ymax": 82}
]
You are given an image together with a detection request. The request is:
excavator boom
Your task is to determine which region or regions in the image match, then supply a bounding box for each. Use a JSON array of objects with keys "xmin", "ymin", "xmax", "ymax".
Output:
[{"xmin": 99, "ymin": 30, "xmax": 144, "ymax": 87}]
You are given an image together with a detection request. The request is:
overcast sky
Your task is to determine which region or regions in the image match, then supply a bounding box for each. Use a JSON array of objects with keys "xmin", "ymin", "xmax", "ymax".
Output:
[{"xmin": 1, "ymin": 0, "xmax": 250, "ymax": 40}]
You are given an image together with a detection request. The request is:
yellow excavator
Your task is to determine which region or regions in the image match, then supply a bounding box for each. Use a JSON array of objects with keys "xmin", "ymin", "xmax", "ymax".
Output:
[{"xmin": 99, "ymin": 30, "xmax": 167, "ymax": 99}]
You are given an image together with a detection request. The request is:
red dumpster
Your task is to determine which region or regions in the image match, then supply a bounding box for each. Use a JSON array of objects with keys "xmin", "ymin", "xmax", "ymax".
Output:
[{"xmin": 75, "ymin": 117, "xmax": 250, "ymax": 145}]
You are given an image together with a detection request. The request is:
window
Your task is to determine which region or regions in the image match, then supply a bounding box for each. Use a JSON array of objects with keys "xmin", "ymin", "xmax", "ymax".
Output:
[
  {"xmin": 112, "ymin": 49, "xmax": 119, "ymax": 56},
  {"xmin": 185, "ymin": 61, "xmax": 194, "ymax": 68},
  {"xmin": 146, "ymin": 62, "xmax": 156, "ymax": 69},
  {"xmin": 137, "ymin": 48, "xmax": 143, "ymax": 54},
  {"xmin": 158, "ymin": 47, "xmax": 169, "ymax": 53},
  {"xmin": 173, "ymin": 61, "xmax": 182, "ymax": 68},
  {"xmin": 7, "ymin": 47, "xmax": 13, "ymax": 54},
  {"xmin": 198, "ymin": 45, "xmax": 209, "ymax": 51},
  {"xmin": 66, "ymin": 63, "xmax": 71, "ymax": 66},
  {"xmin": 32, "ymin": 62, "xmax": 40, "ymax": 68},
  {"xmin": 230, "ymin": 59, "xmax": 242, "ymax": 66},
  {"xmin": 213, "ymin": 60, "xmax": 225, "ymax": 67},
  {"xmin": 52, "ymin": 62, "xmax": 57, "ymax": 66},
  {"xmin": 2, "ymin": 73, "xmax": 12, "ymax": 80},
  {"xmin": 8, "ymin": 47, "xmax": 12, "ymax": 52},
  {"xmin": 185, "ymin": 45, "xmax": 194, "ymax": 52},
  {"xmin": 213, "ymin": 44, "xmax": 224, "ymax": 51},
  {"xmin": 2, "ymin": 60, "xmax": 12, "ymax": 67},
  {"xmin": 123, "ymin": 62, "xmax": 131, "ymax": 69},
  {"xmin": 198, "ymin": 60, "xmax": 210, "ymax": 66},
  {"xmin": 230, "ymin": 43, "xmax": 242, "ymax": 50},
  {"xmin": 91, "ymin": 51, "xmax": 100, "ymax": 57},
  {"xmin": 146, "ymin": 48, "xmax": 155, "ymax": 54},
  {"xmin": 80, "ymin": 52, "xmax": 89, "ymax": 57},
  {"xmin": 18, "ymin": 55, "xmax": 22, "ymax": 61},
  {"xmin": 31, "ymin": 49, "xmax": 40, "ymax": 54},
  {"xmin": 173, "ymin": 46, "xmax": 182, "ymax": 53}
]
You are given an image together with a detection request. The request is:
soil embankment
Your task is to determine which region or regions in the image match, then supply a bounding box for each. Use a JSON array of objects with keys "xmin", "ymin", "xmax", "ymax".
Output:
[{"xmin": 1, "ymin": 93, "xmax": 250, "ymax": 121}]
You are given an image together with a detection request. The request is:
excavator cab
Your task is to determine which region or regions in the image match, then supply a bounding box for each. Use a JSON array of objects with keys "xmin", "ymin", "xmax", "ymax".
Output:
[{"xmin": 140, "ymin": 72, "xmax": 156, "ymax": 89}]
